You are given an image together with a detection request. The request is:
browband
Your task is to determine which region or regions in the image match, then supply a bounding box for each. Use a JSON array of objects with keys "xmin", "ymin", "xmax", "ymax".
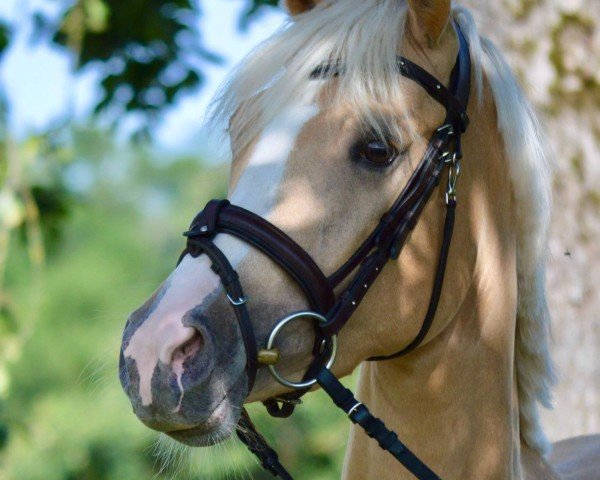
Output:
[{"xmin": 185, "ymin": 200, "xmax": 335, "ymax": 313}]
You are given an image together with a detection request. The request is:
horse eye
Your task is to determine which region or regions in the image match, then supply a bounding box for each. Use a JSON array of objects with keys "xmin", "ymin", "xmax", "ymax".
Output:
[{"xmin": 350, "ymin": 139, "xmax": 398, "ymax": 167}]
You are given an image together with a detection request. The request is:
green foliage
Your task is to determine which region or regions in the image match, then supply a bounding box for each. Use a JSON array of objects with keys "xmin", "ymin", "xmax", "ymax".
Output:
[
  {"xmin": 247, "ymin": 0, "xmax": 279, "ymax": 7},
  {"xmin": 0, "ymin": 21, "xmax": 9, "ymax": 58},
  {"xmin": 1, "ymin": 129, "xmax": 350, "ymax": 479},
  {"xmin": 26, "ymin": 185, "xmax": 70, "ymax": 248},
  {"xmin": 239, "ymin": 0, "xmax": 279, "ymax": 29},
  {"xmin": 45, "ymin": 0, "xmax": 220, "ymax": 122},
  {"xmin": 0, "ymin": 0, "xmax": 289, "ymax": 138},
  {"xmin": 22, "ymin": 0, "xmax": 282, "ymax": 129},
  {"xmin": 1, "ymin": 131, "xmax": 74, "ymax": 254}
]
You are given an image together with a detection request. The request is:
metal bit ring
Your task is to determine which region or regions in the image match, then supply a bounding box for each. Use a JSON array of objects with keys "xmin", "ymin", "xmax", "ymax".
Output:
[{"xmin": 265, "ymin": 311, "xmax": 337, "ymax": 390}]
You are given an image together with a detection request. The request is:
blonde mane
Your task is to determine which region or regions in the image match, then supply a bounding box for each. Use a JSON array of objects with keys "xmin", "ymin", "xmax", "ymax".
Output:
[{"xmin": 210, "ymin": 0, "xmax": 555, "ymax": 455}]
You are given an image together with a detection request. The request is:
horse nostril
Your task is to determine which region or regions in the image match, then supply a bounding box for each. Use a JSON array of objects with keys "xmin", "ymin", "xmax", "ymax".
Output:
[{"xmin": 172, "ymin": 329, "xmax": 204, "ymax": 368}]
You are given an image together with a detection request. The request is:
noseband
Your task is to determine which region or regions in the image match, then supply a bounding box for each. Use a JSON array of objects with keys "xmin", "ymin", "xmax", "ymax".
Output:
[{"xmin": 180, "ymin": 24, "xmax": 471, "ymax": 480}]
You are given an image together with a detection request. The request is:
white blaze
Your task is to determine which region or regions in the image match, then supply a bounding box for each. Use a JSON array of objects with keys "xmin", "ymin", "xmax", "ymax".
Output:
[
  {"xmin": 230, "ymin": 84, "xmax": 322, "ymax": 216},
  {"xmin": 124, "ymin": 84, "xmax": 322, "ymax": 407}
]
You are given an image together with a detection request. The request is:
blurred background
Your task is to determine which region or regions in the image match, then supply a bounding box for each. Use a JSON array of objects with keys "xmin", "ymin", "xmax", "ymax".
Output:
[{"xmin": 0, "ymin": 1, "xmax": 597, "ymax": 479}]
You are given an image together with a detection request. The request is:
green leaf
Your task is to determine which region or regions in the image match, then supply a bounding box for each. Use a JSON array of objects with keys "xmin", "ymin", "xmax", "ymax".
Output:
[{"xmin": 0, "ymin": 21, "xmax": 11, "ymax": 59}]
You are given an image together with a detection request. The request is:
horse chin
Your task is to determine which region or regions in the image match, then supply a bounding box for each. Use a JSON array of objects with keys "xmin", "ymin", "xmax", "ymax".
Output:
[{"xmin": 166, "ymin": 397, "xmax": 238, "ymax": 447}]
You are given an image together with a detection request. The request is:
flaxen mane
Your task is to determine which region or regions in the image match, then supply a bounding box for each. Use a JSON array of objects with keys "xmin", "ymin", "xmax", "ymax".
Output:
[{"xmin": 209, "ymin": 0, "xmax": 555, "ymax": 454}]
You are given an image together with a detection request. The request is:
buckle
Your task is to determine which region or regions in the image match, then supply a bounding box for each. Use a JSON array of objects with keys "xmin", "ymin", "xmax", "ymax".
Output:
[
  {"xmin": 347, "ymin": 402, "xmax": 363, "ymax": 419},
  {"xmin": 227, "ymin": 294, "xmax": 247, "ymax": 306},
  {"xmin": 446, "ymin": 158, "xmax": 461, "ymax": 205}
]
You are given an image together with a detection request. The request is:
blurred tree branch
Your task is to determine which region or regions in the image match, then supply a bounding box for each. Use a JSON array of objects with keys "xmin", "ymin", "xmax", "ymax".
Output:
[
  {"xmin": 24, "ymin": 0, "xmax": 282, "ymax": 131},
  {"xmin": 33, "ymin": 0, "xmax": 222, "ymax": 128}
]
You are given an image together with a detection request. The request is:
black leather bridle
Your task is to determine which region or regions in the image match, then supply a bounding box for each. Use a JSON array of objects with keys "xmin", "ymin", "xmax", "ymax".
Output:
[{"xmin": 179, "ymin": 23, "xmax": 471, "ymax": 480}]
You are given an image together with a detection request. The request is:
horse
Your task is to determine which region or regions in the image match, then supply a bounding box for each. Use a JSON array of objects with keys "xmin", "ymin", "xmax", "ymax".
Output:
[{"xmin": 118, "ymin": 0, "xmax": 600, "ymax": 478}]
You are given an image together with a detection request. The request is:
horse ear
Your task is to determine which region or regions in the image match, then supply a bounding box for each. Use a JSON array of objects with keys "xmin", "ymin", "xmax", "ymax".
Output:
[
  {"xmin": 282, "ymin": 0, "xmax": 323, "ymax": 16},
  {"xmin": 407, "ymin": 0, "xmax": 452, "ymax": 48}
]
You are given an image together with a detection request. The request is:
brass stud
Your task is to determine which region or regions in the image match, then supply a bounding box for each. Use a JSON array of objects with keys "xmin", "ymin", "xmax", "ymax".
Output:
[{"xmin": 257, "ymin": 348, "xmax": 280, "ymax": 366}]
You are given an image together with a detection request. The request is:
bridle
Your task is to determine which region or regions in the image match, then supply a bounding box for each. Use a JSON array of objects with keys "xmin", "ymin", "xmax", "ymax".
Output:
[
  {"xmin": 179, "ymin": 23, "xmax": 471, "ymax": 480},
  {"xmin": 182, "ymin": 23, "xmax": 470, "ymax": 479}
]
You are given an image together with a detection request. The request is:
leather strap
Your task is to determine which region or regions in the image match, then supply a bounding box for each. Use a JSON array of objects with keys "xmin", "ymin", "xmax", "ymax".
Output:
[
  {"xmin": 326, "ymin": 24, "xmax": 470, "ymax": 288},
  {"xmin": 312, "ymin": 24, "xmax": 470, "ymax": 137},
  {"xmin": 370, "ymin": 198, "xmax": 456, "ymax": 360},
  {"xmin": 316, "ymin": 368, "xmax": 442, "ymax": 480},
  {"xmin": 182, "ymin": 236, "xmax": 259, "ymax": 392},
  {"xmin": 320, "ymin": 127, "xmax": 453, "ymax": 338},
  {"xmin": 327, "ymin": 130, "xmax": 450, "ymax": 287},
  {"xmin": 237, "ymin": 409, "xmax": 293, "ymax": 480},
  {"xmin": 186, "ymin": 200, "xmax": 335, "ymax": 313}
]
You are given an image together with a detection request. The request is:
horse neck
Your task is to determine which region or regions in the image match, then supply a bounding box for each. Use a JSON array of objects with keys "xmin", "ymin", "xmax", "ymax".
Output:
[
  {"xmin": 346, "ymin": 283, "xmax": 523, "ymax": 479},
  {"xmin": 342, "ymin": 81, "xmax": 554, "ymax": 480}
]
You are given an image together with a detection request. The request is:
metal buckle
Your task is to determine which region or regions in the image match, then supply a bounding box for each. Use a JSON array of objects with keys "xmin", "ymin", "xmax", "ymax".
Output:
[
  {"xmin": 273, "ymin": 397, "xmax": 303, "ymax": 406},
  {"xmin": 446, "ymin": 155, "xmax": 461, "ymax": 204},
  {"xmin": 227, "ymin": 294, "xmax": 247, "ymax": 306},
  {"xmin": 265, "ymin": 311, "xmax": 338, "ymax": 390},
  {"xmin": 441, "ymin": 150, "xmax": 456, "ymax": 165},
  {"xmin": 347, "ymin": 402, "xmax": 363, "ymax": 418},
  {"xmin": 436, "ymin": 123, "xmax": 454, "ymax": 137},
  {"xmin": 437, "ymin": 124, "xmax": 457, "ymax": 168}
]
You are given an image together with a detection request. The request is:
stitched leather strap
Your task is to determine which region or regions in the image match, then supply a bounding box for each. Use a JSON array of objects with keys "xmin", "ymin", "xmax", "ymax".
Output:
[
  {"xmin": 320, "ymin": 128, "xmax": 452, "ymax": 338},
  {"xmin": 327, "ymin": 130, "xmax": 450, "ymax": 287}
]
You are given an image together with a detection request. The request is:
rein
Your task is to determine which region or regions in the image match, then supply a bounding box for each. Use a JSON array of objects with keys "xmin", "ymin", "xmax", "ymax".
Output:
[{"xmin": 180, "ymin": 24, "xmax": 471, "ymax": 480}]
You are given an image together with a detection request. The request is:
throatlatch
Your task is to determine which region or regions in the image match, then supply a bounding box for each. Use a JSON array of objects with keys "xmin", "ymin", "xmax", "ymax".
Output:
[{"xmin": 181, "ymin": 23, "xmax": 471, "ymax": 480}]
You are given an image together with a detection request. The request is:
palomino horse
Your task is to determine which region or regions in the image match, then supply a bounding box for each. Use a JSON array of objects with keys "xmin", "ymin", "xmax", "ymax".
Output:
[{"xmin": 119, "ymin": 0, "xmax": 600, "ymax": 478}]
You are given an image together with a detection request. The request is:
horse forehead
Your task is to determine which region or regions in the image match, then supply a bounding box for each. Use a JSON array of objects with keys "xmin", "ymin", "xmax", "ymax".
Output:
[{"xmin": 229, "ymin": 82, "xmax": 326, "ymax": 208}]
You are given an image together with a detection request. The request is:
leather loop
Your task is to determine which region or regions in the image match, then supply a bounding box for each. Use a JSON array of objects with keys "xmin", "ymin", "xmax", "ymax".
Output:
[
  {"xmin": 263, "ymin": 398, "xmax": 297, "ymax": 418},
  {"xmin": 184, "ymin": 199, "xmax": 229, "ymax": 238}
]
